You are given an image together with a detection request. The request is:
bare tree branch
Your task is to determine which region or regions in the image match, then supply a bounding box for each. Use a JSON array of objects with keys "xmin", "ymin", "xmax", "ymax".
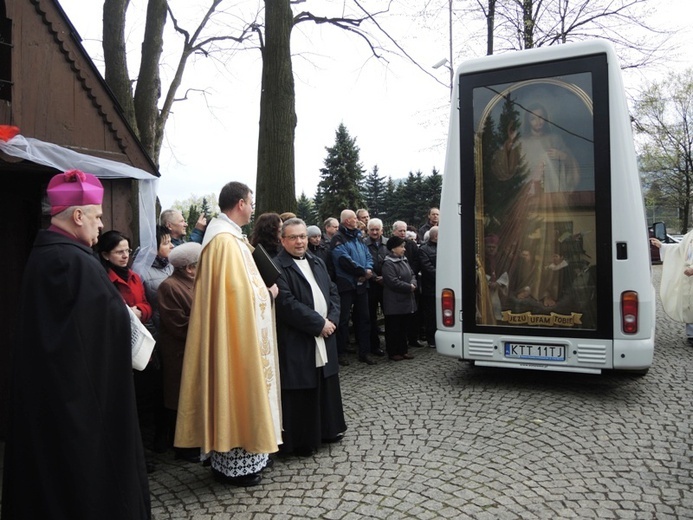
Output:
[
  {"xmin": 173, "ymin": 87, "xmax": 211, "ymax": 103},
  {"xmin": 352, "ymin": 0, "xmax": 448, "ymax": 88},
  {"xmin": 293, "ymin": 10, "xmax": 385, "ymax": 58},
  {"xmin": 490, "ymin": 0, "xmax": 674, "ymax": 70}
]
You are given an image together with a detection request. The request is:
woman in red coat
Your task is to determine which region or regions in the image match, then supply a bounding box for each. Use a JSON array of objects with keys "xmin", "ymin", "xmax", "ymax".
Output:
[
  {"xmin": 96, "ymin": 230, "xmax": 152, "ymax": 324},
  {"xmin": 96, "ymin": 230, "xmax": 162, "ymax": 468}
]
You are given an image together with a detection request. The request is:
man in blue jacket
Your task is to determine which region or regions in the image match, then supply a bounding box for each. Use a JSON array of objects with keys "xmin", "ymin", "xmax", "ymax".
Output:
[{"xmin": 330, "ymin": 209, "xmax": 376, "ymax": 365}]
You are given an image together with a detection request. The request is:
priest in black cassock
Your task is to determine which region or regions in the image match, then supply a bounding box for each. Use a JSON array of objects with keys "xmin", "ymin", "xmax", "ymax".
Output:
[
  {"xmin": 274, "ymin": 218, "xmax": 347, "ymax": 457},
  {"xmin": 2, "ymin": 169, "xmax": 150, "ymax": 519}
]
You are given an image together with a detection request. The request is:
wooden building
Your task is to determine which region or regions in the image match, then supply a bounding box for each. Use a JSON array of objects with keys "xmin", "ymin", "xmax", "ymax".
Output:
[{"xmin": 0, "ymin": 0, "xmax": 160, "ymax": 437}]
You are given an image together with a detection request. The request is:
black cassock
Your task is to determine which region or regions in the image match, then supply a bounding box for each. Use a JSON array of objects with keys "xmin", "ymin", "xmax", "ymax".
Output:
[
  {"xmin": 274, "ymin": 249, "xmax": 346, "ymax": 454},
  {"xmin": 2, "ymin": 229, "xmax": 150, "ymax": 520}
]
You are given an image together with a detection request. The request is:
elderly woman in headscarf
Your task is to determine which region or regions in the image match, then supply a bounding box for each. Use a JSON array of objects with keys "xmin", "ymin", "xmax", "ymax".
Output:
[
  {"xmin": 156, "ymin": 242, "xmax": 202, "ymax": 460},
  {"xmin": 306, "ymin": 224, "xmax": 330, "ymax": 264}
]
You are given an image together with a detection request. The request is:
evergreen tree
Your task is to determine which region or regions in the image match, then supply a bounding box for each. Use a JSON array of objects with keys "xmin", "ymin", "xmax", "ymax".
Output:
[
  {"xmin": 182, "ymin": 196, "xmax": 216, "ymax": 239},
  {"xmin": 423, "ymin": 167, "xmax": 443, "ymax": 210},
  {"xmin": 313, "ymin": 185, "xmax": 325, "ymax": 221},
  {"xmin": 318, "ymin": 123, "xmax": 365, "ymax": 219},
  {"xmin": 186, "ymin": 204, "xmax": 201, "ymax": 240},
  {"xmin": 413, "ymin": 171, "xmax": 426, "ymax": 224},
  {"xmin": 397, "ymin": 171, "xmax": 425, "ymax": 225},
  {"xmin": 411, "ymin": 167, "xmax": 444, "ymax": 227},
  {"xmin": 482, "ymin": 94, "xmax": 526, "ymax": 235},
  {"xmin": 296, "ymin": 192, "xmax": 318, "ymax": 225},
  {"xmin": 377, "ymin": 170, "xmax": 443, "ymax": 231},
  {"xmin": 363, "ymin": 164, "xmax": 387, "ymax": 218},
  {"xmin": 200, "ymin": 196, "xmax": 213, "ymax": 218},
  {"xmin": 381, "ymin": 176, "xmax": 398, "ymax": 229}
]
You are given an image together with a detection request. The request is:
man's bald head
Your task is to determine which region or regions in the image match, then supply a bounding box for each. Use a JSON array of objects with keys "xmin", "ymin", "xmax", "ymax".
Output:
[{"xmin": 340, "ymin": 209, "xmax": 358, "ymax": 230}]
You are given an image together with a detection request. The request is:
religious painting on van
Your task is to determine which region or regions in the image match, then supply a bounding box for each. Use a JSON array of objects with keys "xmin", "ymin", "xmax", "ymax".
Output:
[{"xmin": 474, "ymin": 74, "xmax": 597, "ymax": 330}]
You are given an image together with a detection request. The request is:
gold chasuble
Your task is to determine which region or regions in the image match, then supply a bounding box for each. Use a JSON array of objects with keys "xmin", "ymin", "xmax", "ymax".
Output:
[{"xmin": 175, "ymin": 214, "xmax": 282, "ymax": 454}]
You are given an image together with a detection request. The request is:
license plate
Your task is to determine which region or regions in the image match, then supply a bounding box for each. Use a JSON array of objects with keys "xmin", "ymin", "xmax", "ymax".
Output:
[{"xmin": 504, "ymin": 342, "xmax": 565, "ymax": 361}]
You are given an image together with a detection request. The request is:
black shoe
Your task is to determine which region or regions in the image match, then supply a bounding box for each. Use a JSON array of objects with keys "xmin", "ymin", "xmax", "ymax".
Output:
[
  {"xmin": 322, "ymin": 432, "xmax": 345, "ymax": 444},
  {"xmin": 151, "ymin": 426, "xmax": 173, "ymax": 453},
  {"xmin": 152, "ymin": 438, "xmax": 170, "ymax": 454},
  {"xmin": 212, "ymin": 469, "xmax": 262, "ymax": 487},
  {"xmin": 226, "ymin": 473, "xmax": 262, "ymax": 487},
  {"xmin": 338, "ymin": 356, "xmax": 350, "ymax": 366},
  {"xmin": 174, "ymin": 447, "xmax": 201, "ymax": 463},
  {"xmin": 262, "ymin": 458, "xmax": 275, "ymax": 471},
  {"xmin": 358, "ymin": 355, "xmax": 376, "ymax": 365},
  {"xmin": 409, "ymin": 340, "xmax": 427, "ymax": 348},
  {"xmin": 293, "ymin": 446, "xmax": 316, "ymax": 457},
  {"xmin": 371, "ymin": 348, "xmax": 385, "ymax": 357}
]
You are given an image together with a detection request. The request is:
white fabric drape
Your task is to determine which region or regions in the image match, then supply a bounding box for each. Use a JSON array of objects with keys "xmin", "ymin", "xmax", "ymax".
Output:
[{"xmin": 0, "ymin": 134, "xmax": 158, "ymax": 274}]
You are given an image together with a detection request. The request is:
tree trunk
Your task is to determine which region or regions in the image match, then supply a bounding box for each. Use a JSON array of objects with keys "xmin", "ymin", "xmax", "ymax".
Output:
[
  {"xmin": 522, "ymin": 0, "xmax": 534, "ymax": 49},
  {"xmin": 486, "ymin": 0, "xmax": 495, "ymax": 55},
  {"xmin": 102, "ymin": 0, "xmax": 137, "ymax": 131},
  {"xmin": 133, "ymin": 0, "xmax": 167, "ymax": 165},
  {"xmin": 256, "ymin": 0, "xmax": 297, "ymax": 215},
  {"xmin": 685, "ymin": 172, "xmax": 692, "ymax": 234}
]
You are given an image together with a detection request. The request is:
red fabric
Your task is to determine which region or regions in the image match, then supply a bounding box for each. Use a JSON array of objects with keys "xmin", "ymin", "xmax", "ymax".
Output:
[
  {"xmin": 107, "ymin": 268, "xmax": 153, "ymax": 323},
  {"xmin": 0, "ymin": 125, "xmax": 19, "ymax": 141}
]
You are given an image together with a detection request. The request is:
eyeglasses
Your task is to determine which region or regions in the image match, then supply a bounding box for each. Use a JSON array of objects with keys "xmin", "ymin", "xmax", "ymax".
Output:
[
  {"xmin": 113, "ymin": 248, "xmax": 132, "ymax": 256},
  {"xmin": 284, "ymin": 234, "xmax": 307, "ymax": 241}
]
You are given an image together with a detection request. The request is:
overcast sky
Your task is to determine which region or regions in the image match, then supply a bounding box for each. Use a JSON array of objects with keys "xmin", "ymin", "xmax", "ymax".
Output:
[{"xmin": 57, "ymin": 0, "xmax": 692, "ymax": 211}]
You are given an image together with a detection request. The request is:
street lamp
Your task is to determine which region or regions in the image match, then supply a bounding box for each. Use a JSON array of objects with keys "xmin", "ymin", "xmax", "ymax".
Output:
[
  {"xmin": 433, "ymin": 0, "xmax": 454, "ymax": 97},
  {"xmin": 432, "ymin": 58, "xmax": 453, "ymax": 97}
]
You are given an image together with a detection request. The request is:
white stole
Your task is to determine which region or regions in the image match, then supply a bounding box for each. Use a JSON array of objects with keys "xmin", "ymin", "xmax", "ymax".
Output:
[{"xmin": 294, "ymin": 258, "xmax": 329, "ymax": 367}]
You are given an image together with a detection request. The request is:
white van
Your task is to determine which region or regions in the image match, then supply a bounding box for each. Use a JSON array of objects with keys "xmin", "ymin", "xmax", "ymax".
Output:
[{"xmin": 435, "ymin": 39, "xmax": 654, "ymax": 374}]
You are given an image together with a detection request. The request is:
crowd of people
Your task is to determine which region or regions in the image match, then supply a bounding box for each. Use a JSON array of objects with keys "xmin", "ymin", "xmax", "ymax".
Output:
[
  {"xmin": 320, "ymin": 208, "xmax": 440, "ymax": 366},
  {"xmin": 2, "ymin": 169, "xmax": 439, "ymax": 518}
]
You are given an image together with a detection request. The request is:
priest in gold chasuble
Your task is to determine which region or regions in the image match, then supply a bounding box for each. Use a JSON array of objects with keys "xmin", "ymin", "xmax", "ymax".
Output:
[{"xmin": 175, "ymin": 181, "xmax": 282, "ymax": 487}]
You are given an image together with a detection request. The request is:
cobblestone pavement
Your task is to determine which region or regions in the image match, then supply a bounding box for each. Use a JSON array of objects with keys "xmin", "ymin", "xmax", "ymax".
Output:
[
  {"xmin": 1, "ymin": 266, "xmax": 692, "ymax": 519},
  {"xmin": 145, "ymin": 265, "xmax": 693, "ymax": 519}
]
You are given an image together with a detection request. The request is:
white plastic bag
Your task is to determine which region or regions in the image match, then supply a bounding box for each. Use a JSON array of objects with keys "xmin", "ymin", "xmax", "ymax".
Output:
[{"xmin": 127, "ymin": 305, "xmax": 156, "ymax": 371}]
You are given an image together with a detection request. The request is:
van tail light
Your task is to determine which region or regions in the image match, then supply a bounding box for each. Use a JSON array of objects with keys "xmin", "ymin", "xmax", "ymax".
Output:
[
  {"xmin": 621, "ymin": 291, "xmax": 638, "ymax": 334},
  {"xmin": 441, "ymin": 288, "xmax": 455, "ymax": 327}
]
